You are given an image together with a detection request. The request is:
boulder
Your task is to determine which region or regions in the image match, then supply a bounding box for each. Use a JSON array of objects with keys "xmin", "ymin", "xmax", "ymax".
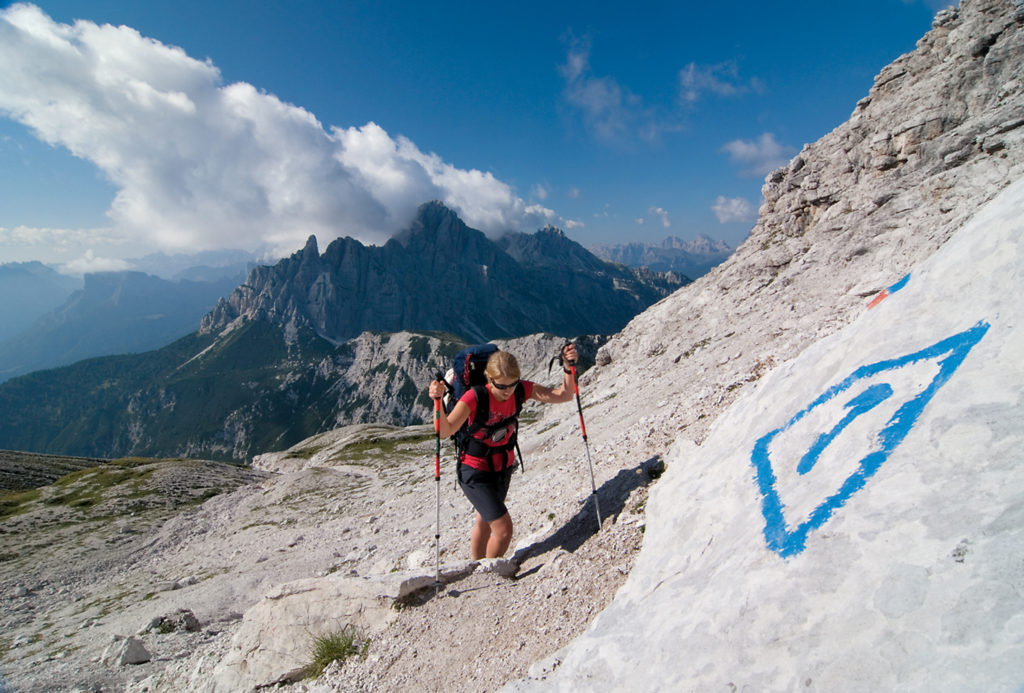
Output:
[
  {"xmin": 101, "ymin": 636, "xmax": 152, "ymax": 667},
  {"xmin": 209, "ymin": 560, "xmax": 500, "ymax": 692}
]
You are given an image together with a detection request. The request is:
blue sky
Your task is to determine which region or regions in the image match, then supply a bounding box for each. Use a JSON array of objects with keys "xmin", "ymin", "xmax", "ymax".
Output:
[{"xmin": 0, "ymin": 1, "xmax": 947, "ymax": 273}]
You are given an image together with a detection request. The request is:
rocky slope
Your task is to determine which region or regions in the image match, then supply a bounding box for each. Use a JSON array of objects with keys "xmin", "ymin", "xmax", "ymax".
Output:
[
  {"xmin": 0, "ymin": 348, "xmax": 634, "ymax": 693},
  {"xmin": 511, "ymin": 151, "xmax": 1024, "ymax": 693},
  {"xmin": 1, "ymin": 1, "xmax": 1021, "ymax": 691}
]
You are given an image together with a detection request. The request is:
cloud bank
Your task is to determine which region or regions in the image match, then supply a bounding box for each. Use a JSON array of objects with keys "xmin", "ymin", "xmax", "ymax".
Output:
[{"xmin": 0, "ymin": 4, "xmax": 555, "ymax": 258}]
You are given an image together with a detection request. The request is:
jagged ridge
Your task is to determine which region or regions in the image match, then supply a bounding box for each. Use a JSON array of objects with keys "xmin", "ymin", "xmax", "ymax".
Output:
[{"xmin": 201, "ymin": 202, "xmax": 684, "ymax": 344}]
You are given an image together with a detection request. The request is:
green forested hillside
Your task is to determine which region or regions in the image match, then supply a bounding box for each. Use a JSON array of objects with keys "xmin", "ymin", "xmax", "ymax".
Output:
[{"xmin": 0, "ymin": 321, "xmax": 464, "ymax": 461}]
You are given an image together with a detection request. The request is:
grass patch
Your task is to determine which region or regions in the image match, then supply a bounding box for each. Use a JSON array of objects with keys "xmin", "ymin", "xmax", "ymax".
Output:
[
  {"xmin": 305, "ymin": 625, "xmax": 369, "ymax": 678},
  {"xmin": 194, "ymin": 487, "xmax": 223, "ymax": 503},
  {"xmin": 0, "ymin": 487, "xmax": 42, "ymax": 520},
  {"xmin": 82, "ymin": 588, "xmax": 135, "ymax": 618},
  {"xmin": 533, "ymin": 421, "xmax": 560, "ymax": 435},
  {"xmin": 289, "ymin": 445, "xmax": 327, "ymax": 460},
  {"xmin": 41, "ymin": 465, "xmax": 156, "ymax": 513},
  {"xmin": 109, "ymin": 457, "xmax": 159, "ymax": 468},
  {"xmin": 337, "ymin": 432, "xmax": 435, "ymax": 462}
]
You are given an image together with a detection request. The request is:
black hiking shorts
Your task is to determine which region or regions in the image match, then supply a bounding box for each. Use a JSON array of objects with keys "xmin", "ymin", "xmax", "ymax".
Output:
[{"xmin": 458, "ymin": 463, "xmax": 514, "ymax": 522}]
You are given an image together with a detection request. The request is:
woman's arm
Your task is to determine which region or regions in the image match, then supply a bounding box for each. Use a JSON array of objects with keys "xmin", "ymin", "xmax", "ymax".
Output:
[
  {"xmin": 429, "ymin": 380, "xmax": 472, "ymax": 437},
  {"xmin": 529, "ymin": 343, "xmax": 579, "ymax": 405},
  {"xmin": 438, "ymin": 400, "xmax": 471, "ymax": 438}
]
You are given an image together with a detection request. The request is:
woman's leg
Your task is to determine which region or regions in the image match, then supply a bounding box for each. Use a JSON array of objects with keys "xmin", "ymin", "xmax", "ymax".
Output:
[
  {"xmin": 463, "ymin": 466, "xmax": 515, "ymax": 558},
  {"xmin": 471, "ymin": 512, "xmax": 490, "ymax": 559},
  {"xmin": 486, "ymin": 512, "xmax": 513, "ymax": 558}
]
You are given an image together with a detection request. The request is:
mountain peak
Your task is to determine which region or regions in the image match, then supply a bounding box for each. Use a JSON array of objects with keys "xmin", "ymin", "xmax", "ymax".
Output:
[
  {"xmin": 302, "ymin": 234, "xmax": 318, "ymax": 256},
  {"xmin": 414, "ymin": 200, "xmax": 462, "ymax": 227},
  {"xmin": 390, "ymin": 201, "xmax": 471, "ymax": 248}
]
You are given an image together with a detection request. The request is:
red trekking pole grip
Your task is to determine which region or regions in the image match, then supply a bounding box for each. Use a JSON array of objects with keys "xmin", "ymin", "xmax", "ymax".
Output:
[
  {"xmin": 570, "ymin": 364, "xmax": 588, "ymax": 440},
  {"xmin": 434, "ymin": 396, "xmax": 441, "ymax": 480}
]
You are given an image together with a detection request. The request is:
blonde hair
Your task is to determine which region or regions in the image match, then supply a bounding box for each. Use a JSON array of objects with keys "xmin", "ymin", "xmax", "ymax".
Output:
[{"xmin": 485, "ymin": 351, "xmax": 521, "ymax": 381}]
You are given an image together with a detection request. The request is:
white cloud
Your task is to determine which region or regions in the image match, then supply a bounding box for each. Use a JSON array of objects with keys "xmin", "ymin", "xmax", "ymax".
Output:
[
  {"xmin": 568, "ymin": 186, "xmax": 582, "ymax": 200},
  {"xmin": 712, "ymin": 195, "xmax": 756, "ymax": 224},
  {"xmin": 531, "ymin": 183, "xmax": 549, "ymax": 201},
  {"xmin": 721, "ymin": 133, "xmax": 795, "ymax": 178},
  {"xmin": 0, "ymin": 4, "xmax": 557, "ymax": 259},
  {"xmin": 0, "ymin": 224, "xmax": 129, "ymax": 257},
  {"xmin": 559, "ymin": 35, "xmax": 677, "ymax": 144},
  {"xmin": 559, "ymin": 37, "xmax": 631, "ymax": 141},
  {"xmin": 648, "ymin": 206, "xmax": 671, "ymax": 228},
  {"xmin": 60, "ymin": 249, "xmax": 133, "ymax": 276},
  {"xmin": 679, "ymin": 61, "xmax": 763, "ymax": 103}
]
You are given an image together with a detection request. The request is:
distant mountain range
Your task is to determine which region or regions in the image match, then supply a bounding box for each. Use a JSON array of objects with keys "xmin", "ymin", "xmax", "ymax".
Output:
[
  {"xmin": 127, "ymin": 249, "xmax": 259, "ymax": 282},
  {"xmin": 589, "ymin": 235, "xmax": 734, "ymax": 278},
  {"xmin": 0, "ymin": 269, "xmax": 247, "ymax": 383},
  {"xmin": 0, "ymin": 203, "xmax": 682, "ymax": 460},
  {"xmin": 0, "ymin": 262, "xmax": 82, "ymax": 342}
]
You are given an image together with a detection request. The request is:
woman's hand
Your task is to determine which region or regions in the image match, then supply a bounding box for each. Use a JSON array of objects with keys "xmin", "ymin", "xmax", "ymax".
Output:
[
  {"xmin": 428, "ymin": 379, "xmax": 446, "ymax": 400},
  {"xmin": 562, "ymin": 343, "xmax": 579, "ymax": 369}
]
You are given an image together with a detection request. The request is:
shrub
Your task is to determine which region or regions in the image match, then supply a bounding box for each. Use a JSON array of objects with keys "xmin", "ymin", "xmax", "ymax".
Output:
[{"xmin": 305, "ymin": 625, "xmax": 369, "ymax": 679}]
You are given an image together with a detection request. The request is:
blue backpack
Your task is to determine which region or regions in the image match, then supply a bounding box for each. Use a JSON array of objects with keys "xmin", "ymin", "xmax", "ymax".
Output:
[{"xmin": 444, "ymin": 344, "xmax": 526, "ymax": 473}]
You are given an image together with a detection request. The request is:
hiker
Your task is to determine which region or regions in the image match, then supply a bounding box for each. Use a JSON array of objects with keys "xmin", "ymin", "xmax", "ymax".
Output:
[{"xmin": 428, "ymin": 343, "xmax": 579, "ymax": 559}]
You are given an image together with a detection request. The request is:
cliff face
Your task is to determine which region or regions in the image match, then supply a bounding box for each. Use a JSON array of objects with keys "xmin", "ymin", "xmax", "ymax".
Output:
[
  {"xmin": 585, "ymin": 0, "xmax": 1024, "ymax": 462},
  {"xmin": 752, "ymin": 0, "xmax": 1024, "ymax": 269},
  {"xmin": 201, "ymin": 203, "xmax": 684, "ymax": 344}
]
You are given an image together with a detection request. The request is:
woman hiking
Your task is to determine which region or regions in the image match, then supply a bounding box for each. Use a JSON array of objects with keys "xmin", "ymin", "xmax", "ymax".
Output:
[{"xmin": 428, "ymin": 343, "xmax": 579, "ymax": 560}]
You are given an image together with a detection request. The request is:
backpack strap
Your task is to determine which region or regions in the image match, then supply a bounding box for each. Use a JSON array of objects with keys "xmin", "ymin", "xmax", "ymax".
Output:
[
  {"xmin": 460, "ymin": 384, "xmax": 526, "ymax": 472},
  {"xmin": 512, "ymin": 382, "xmax": 526, "ymax": 473},
  {"xmin": 466, "ymin": 385, "xmax": 491, "ymax": 433}
]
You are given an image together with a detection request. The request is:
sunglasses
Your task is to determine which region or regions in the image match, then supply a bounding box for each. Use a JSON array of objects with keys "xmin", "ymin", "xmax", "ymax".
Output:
[{"xmin": 490, "ymin": 379, "xmax": 519, "ymax": 390}]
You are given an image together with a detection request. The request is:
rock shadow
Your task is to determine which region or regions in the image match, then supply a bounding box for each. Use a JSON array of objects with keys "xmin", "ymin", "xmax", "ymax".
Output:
[{"xmin": 515, "ymin": 455, "xmax": 662, "ymax": 562}]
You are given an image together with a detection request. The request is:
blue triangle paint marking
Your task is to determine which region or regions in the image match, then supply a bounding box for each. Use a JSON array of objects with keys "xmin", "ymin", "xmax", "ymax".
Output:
[
  {"xmin": 796, "ymin": 383, "xmax": 894, "ymax": 476},
  {"xmin": 751, "ymin": 321, "xmax": 990, "ymax": 557}
]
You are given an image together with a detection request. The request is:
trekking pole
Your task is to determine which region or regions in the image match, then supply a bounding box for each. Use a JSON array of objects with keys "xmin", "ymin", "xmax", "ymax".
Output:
[
  {"xmin": 568, "ymin": 360, "xmax": 602, "ymax": 533},
  {"xmin": 433, "ymin": 372, "xmax": 443, "ymax": 595}
]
